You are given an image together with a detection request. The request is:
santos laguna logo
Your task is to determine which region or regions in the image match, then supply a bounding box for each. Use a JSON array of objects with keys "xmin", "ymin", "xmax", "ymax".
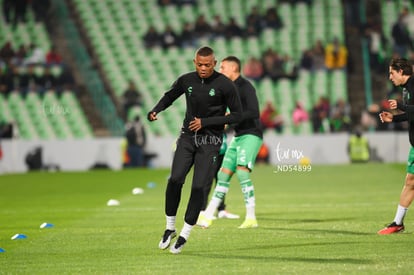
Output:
[{"xmin": 274, "ymin": 142, "xmax": 312, "ymax": 173}]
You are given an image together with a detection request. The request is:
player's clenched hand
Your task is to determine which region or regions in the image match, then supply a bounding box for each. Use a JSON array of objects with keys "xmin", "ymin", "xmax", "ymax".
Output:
[
  {"xmin": 147, "ymin": 111, "xmax": 158, "ymax": 121},
  {"xmin": 388, "ymin": 99, "xmax": 397, "ymax": 110},
  {"xmin": 189, "ymin": 117, "xmax": 202, "ymax": 132},
  {"xmin": 379, "ymin": 111, "xmax": 393, "ymax": 123}
]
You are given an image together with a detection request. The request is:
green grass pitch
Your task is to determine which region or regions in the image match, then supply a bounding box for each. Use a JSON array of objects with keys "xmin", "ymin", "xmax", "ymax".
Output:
[{"xmin": 1, "ymin": 163, "xmax": 414, "ymax": 274}]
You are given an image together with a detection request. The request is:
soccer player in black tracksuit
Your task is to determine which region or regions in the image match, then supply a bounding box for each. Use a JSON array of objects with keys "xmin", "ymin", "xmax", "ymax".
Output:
[
  {"xmin": 198, "ymin": 56, "xmax": 263, "ymax": 229},
  {"xmin": 147, "ymin": 46, "xmax": 242, "ymax": 253},
  {"xmin": 378, "ymin": 58, "xmax": 414, "ymax": 234}
]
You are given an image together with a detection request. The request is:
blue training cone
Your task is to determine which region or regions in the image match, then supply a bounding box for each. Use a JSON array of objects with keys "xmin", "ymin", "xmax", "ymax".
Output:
[
  {"xmin": 11, "ymin": 234, "xmax": 27, "ymax": 240},
  {"xmin": 0, "ymin": 248, "xmax": 5, "ymax": 252},
  {"xmin": 40, "ymin": 222, "xmax": 54, "ymax": 229}
]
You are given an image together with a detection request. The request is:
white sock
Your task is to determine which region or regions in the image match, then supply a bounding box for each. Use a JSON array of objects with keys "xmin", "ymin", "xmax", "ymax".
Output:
[
  {"xmin": 394, "ymin": 205, "xmax": 408, "ymax": 225},
  {"xmin": 204, "ymin": 197, "xmax": 221, "ymax": 219},
  {"xmin": 180, "ymin": 222, "xmax": 193, "ymax": 240},
  {"xmin": 166, "ymin": 216, "xmax": 176, "ymax": 231},
  {"xmin": 246, "ymin": 206, "xmax": 256, "ymax": 220}
]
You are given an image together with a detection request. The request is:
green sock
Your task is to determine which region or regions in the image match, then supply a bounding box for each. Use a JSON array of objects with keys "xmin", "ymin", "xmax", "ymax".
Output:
[
  {"xmin": 204, "ymin": 170, "xmax": 231, "ymax": 218},
  {"xmin": 237, "ymin": 169, "xmax": 255, "ymax": 209}
]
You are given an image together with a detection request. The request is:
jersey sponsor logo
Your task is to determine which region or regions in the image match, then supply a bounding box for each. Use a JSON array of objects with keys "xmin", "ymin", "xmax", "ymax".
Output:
[{"xmin": 209, "ymin": 89, "xmax": 215, "ymax": 96}]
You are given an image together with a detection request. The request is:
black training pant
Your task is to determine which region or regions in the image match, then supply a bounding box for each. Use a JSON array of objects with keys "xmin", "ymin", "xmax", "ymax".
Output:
[
  {"xmin": 165, "ymin": 133, "xmax": 220, "ymax": 225},
  {"xmin": 202, "ymin": 153, "xmax": 226, "ymax": 211}
]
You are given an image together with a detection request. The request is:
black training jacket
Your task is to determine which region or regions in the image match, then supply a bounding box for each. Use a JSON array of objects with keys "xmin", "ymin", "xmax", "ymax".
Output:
[
  {"xmin": 394, "ymin": 76, "xmax": 414, "ymax": 146},
  {"xmin": 150, "ymin": 71, "xmax": 242, "ymax": 137},
  {"xmin": 233, "ymin": 76, "xmax": 263, "ymax": 139}
]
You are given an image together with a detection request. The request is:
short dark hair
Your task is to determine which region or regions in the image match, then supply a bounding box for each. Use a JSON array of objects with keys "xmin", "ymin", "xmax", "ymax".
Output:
[
  {"xmin": 390, "ymin": 58, "xmax": 413, "ymax": 76},
  {"xmin": 222, "ymin": 56, "xmax": 241, "ymax": 73},
  {"xmin": 196, "ymin": 46, "xmax": 214, "ymax": 57}
]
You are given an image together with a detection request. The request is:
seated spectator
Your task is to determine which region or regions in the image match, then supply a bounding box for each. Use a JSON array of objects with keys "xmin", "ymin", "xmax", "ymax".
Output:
[
  {"xmin": 292, "ymin": 101, "xmax": 309, "ymax": 126},
  {"xmin": 281, "ymin": 54, "xmax": 299, "ymax": 80},
  {"xmin": 180, "ymin": 22, "xmax": 196, "ymax": 48},
  {"xmin": 194, "ymin": 15, "xmax": 212, "ymax": 39},
  {"xmin": 324, "ymin": 37, "xmax": 348, "ymax": 70},
  {"xmin": 245, "ymin": 23, "xmax": 259, "ymax": 37},
  {"xmin": 45, "ymin": 46, "xmax": 62, "ymax": 65},
  {"xmin": 42, "ymin": 66, "xmax": 60, "ymax": 92},
  {"xmin": 122, "ymin": 80, "xmax": 142, "ymax": 120},
  {"xmin": 271, "ymin": 53, "xmax": 287, "ymax": 81},
  {"xmin": 18, "ymin": 64, "xmax": 44, "ymax": 95},
  {"xmin": 143, "ymin": 25, "xmax": 161, "ymax": 48},
  {"xmin": 32, "ymin": 0, "xmax": 51, "ymax": 22},
  {"xmin": 0, "ymin": 65, "xmax": 13, "ymax": 96},
  {"xmin": 263, "ymin": 7, "xmax": 283, "ymax": 30},
  {"xmin": 261, "ymin": 48, "xmax": 278, "ymax": 80},
  {"xmin": 245, "ymin": 6, "xmax": 263, "ymax": 35},
  {"xmin": 243, "ymin": 56, "xmax": 264, "ymax": 81},
  {"xmin": 14, "ymin": 44, "xmax": 27, "ymax": 65},
  {"xmin": 299, "ymin": 49, "xmax": 313, "ymax": 71},
  {"xmin": 362, "ymin": 16, "xmax": 388, "ymax": 74},
  {"xmin": 224, "ymin": 17, "xmax": 243, "ymax": 39},
  {"xmin": 160, "ymin": 25, "xmax": 179, "ymax": 49},
  {"xmin": 24, "ymin": 43, "xmax": 45, "ymax": 65},
  {"xmin": 311, "ymin": 39, "xmax": 326, "ymax": 71},
  {"xmin": 0, "ymin": 41, "xmax": 15, "ymax": 63},
  {"xmin": 260, "ymin": 101, "xmax": 283, "ymax": 133},
  {"xmin": 391, "ymin": 13, "xmax": 413, "ymax": 58},
  {"xmin": 329, "ymin": 98, "xmax": 351, "ymax": 132},
  {"xmin": 211, "ymin": 15, "xmax": 226, "ymax": 38},
  {"xmin": 311, "ymin": 97, "xmax": 330, "ymax": 133}
]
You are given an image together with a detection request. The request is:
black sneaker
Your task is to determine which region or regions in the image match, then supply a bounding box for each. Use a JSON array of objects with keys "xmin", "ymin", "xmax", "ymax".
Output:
[
  {"xmin": 158, "ymin": 229, "xmax": 176, "ymax": 249},
  {"xmin": 377, "ymin": 222, "xmax": 405, "ymax": 235},
  {"xmin": 170, "ymin": 236, "xmax": 186, "ymax": 254}
]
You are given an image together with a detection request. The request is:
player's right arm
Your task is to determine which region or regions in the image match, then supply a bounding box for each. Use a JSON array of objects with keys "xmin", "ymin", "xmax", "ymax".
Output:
[{"xmin": 147, "ymin": 78, "xmax": 184, "ymax": 122}]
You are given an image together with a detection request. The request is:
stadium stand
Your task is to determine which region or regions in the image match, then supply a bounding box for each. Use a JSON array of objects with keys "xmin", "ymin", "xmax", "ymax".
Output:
[
  {"xmin": 6, "ymin": 0, "xmax": 410, "ymax": 139},
  {"xmin": 0, "ymin": 0, "xmax": 93, "ymax": 140},
  {"xmin": 71, "ymin": 0, "xmax": 348, "ymax": 136}
]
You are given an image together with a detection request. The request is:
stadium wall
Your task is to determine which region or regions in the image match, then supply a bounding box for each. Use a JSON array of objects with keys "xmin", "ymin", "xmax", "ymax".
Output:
[{"xmin": 0, "ymin": 132, "xmax": 409, "ymax": 174}]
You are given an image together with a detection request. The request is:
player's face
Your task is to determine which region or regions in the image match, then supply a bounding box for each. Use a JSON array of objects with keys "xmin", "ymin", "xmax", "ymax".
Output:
[
  {"xmin": 219, "ymin": 61, "xmax": 232, "ymax": 79},
  {"xmin": 389, "ymin": 67, "xmax": 404, "ymax": 86},
  {"xmin": 194, "ymin": 54, "xmax": 216, "ymax": 79}
]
